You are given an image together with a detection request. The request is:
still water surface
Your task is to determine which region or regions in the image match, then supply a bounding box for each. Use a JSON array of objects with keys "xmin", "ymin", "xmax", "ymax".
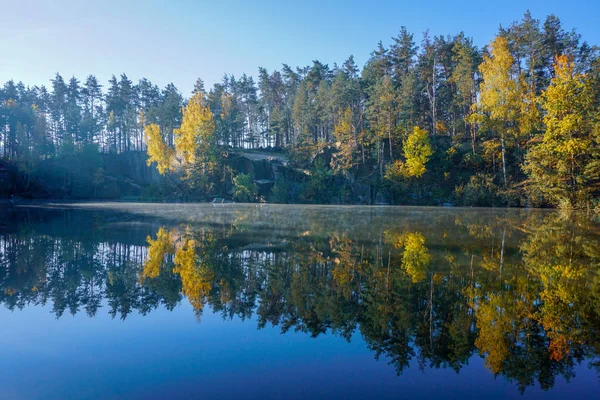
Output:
[{"xmin": 1, "ymin": 203, "xmax": 599, "ymax": 399}]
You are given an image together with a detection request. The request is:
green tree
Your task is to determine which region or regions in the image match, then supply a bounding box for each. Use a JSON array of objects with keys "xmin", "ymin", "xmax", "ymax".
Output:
[
  {"xmin": 81, "ymin": 75, "xmax": 103, "ymax": 145},
  {"xmin": 449, "ymin": 34, "xmax": 480, "ymax": 153},
  {"xmin": 233, "ymin": 173, "xmax": 258, "ymax": 202},
  {"xmin": 367, "ymin": 75, "xmax": 397, "ymax": 176},
  {"xmin": 524, "ymin": 55, "xmax": 598, "ymax": 208}
]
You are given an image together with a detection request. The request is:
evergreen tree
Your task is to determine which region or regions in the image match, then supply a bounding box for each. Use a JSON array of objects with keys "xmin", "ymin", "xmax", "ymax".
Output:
[
  {"xmin": 449, "ymin": 33, "xmax": 480, "ymax": 152},
  {"xmin": 81, "ymin": 75, "xmax": 103, "ymax": 145},
  {"xmin": 65, "ymin": 76, "xmax": 82, "ymax": 146}
]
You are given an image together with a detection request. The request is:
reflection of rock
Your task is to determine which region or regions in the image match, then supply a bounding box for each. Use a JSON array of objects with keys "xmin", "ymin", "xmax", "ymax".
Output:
[
  {"xmin": 238, "ymin": 242, "xmax": 290, "ymax": 252},
  {"xmin": 351, "ymin": 182, "xmax": 372, "ymax": 205},
  {"xmin": 375, "ymin": 191, "xmax": 390, "ymax": 205},
  {"xmin": 256, "ymin": 179, "xmax": 274, "ymax": 197}
]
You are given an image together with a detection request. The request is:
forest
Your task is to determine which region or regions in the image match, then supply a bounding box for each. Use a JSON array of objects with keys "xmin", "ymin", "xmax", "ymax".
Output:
[{"xmin": 1, "ymin": 11, "xmax": 599, "ymax": 208}]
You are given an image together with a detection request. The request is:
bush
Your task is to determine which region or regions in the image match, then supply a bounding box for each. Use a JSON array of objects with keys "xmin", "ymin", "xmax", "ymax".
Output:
[
  {"xmin": 299, "ymin": 159, "xmax": 334, "ymax": 203},
  {"xmin": 455, "ymin": 174, "xmax": 499, "ymax": 206},
  {"xmin": 233, "ymin": 173, "xmax": 258, "ymax": 202},
  {"xmin": 270, "ymin": 177, "xmax": 292, "ymax": 203}
]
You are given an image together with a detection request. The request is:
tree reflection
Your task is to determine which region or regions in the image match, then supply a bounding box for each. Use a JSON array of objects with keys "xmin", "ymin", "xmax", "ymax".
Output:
[{"xmin": 1, "ymin": 206, "xmax": 599, "ymax": 392}]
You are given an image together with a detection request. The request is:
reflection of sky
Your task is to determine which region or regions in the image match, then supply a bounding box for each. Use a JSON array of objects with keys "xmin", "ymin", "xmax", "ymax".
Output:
[{"xmin": 1, "ymin": 303, "xmax": 598, "ymax": 400}]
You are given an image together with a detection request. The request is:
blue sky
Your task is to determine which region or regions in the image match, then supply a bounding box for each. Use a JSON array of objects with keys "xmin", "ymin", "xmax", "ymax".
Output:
[{"xmin": 1, "ymin": 0, "xmax": 598, "ymax": 95}]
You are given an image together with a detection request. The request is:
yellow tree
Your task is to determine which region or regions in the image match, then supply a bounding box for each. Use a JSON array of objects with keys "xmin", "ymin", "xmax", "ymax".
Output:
[
  {"xmin": 144, "ymin": 123, "xmax": 174, "ymax": 174},
  {"xmin": 402, "ymin": 126, "xmax": 433, "ymax": 178},
  {"xmin": 384, "ymin": 126, "xmax": 432, "ymax": 195},
  {"xmin": 477, "ymin": 36, "xmax": 521, "ymax": 186},
  {"xmin": 518, "ymin": 74, "xmax": 542, "ymax": 141},
  {"xmin": 524, "ymin": 55, "xmax": 598, "ymax": 208},
  {"xmin": 174, "ymin": 90, "xmax": 216, "ymax": 167},
  {"xmin": 331, "ymin": 108, "xmax": 357, "ymax": 173}
]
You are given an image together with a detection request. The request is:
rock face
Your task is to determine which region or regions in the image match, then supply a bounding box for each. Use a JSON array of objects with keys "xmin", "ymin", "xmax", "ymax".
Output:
[
  {"xmin": 350, "ymin": 181, "xmax": 372, "ymax": 205},
  {"xmin": 4, "ymin": 152, "xmax": 165, "ymax": 199},
  {"xmin": 225, "ymin": 149, "xmax": 381, "ymax": 205},
  {"xmin": 5, "ymin": 148, "xmax": 385, "ymax": 204},
  {"xmin": 375, "ymin": 191, "xmax": 391, "ymax": 205},
  {"xmin": 0, "ymin": 164, "xmax": 15, "ymax": 197},
  {"xmin": 102, "ymin": 151, "xmax": 162, "ymax": 184},
  {"xmin": 97, "ymin": 152, "xmax": 164, "ymax": 198},
  {"xmin": 0, "ymin": 161, "xmax": 49, "ymax": 198},
  {"xmin": 227, "ymin": 150, "xmax": 291, "ymax": 197}
]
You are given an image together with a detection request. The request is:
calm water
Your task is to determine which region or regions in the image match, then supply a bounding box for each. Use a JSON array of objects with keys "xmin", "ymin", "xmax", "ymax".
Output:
[{"xmin": 1, "ymin": 203, "xmax": 599, "ymax": 399}]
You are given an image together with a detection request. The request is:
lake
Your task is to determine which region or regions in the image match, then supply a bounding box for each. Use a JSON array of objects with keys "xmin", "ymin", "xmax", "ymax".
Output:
[{"xmin": 1, "ymin": 203, "xmax": 599, "ymax": 399}]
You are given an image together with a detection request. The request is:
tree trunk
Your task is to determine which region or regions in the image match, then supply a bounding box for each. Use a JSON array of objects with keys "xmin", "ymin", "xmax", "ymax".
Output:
[
  {"xmin": 379, "ymin": 142, "xmax": 384, "ymax": 178},
  {"xmin": 501, "ymin": 135, "xmax": 507, "ymax": 186},
  {"xmin": 388, "ymin": 126, "xmax": 393, "ymax": 160},
  {"xmin": 500, "ymin": 229, "xmax": 505, "ymax": 277}
]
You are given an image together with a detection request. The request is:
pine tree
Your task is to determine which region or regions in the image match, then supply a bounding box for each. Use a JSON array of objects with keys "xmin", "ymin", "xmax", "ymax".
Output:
[
  {"xmin": 65, "ymin": 77, "xmax": 82, "ymax": 147},
  {"xmin": 332, "ymin": 108, "xmax": 357, "ymax": 172},
  {"xmin": 81, "ymin": 75, "xmax": 103, "ymax": 145},
  {"xmin": 50, "ymin": 73, "xmax": 68, "ymax": 148},
  {"xmin": 449, "ymin": 34, "xmax": 479, "ymax": 153}
]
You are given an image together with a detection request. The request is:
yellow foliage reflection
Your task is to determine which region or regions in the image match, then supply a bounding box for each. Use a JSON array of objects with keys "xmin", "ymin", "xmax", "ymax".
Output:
[
  {"xmin": 386, "ymin": 231, "xmax": 431, "ymax": 283},
  {"xmin": 130, "ymin": 211, "xmax": 600, "ymax": 390},
  {"xmin": 143, "ymin": 227, "xmax": 175, "ymax": 279},
  {"xmin": 174, "ymin": 238, "xmax": 215, "ymax": 318},
  {"xmin": 401, "ymin": 233, "xmax": 430, "ymax": 283}
]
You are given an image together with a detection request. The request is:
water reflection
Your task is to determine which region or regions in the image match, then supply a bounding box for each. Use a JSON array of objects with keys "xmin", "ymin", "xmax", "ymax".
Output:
[{"xmin": 1, "ymin": 204, "xmax": 599, "ymax": 393}]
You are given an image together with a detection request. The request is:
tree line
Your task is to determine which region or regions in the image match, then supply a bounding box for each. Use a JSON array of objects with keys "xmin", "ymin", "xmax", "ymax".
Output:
[{"xmin": 2, "ymin": 11, "xmax": 599, "ymax": 207}]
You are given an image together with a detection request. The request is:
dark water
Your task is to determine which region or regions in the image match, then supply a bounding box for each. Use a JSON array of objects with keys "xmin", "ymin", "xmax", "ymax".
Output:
[{"xmin": 1, "ymin": 203, "xmax": 599, "ymax": 399}]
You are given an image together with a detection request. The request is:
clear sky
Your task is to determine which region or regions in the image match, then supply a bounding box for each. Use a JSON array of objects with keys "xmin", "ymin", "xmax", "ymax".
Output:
[{"xmin": 1, "ymin": 0, "xmax": 598, "ymax": 95}]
